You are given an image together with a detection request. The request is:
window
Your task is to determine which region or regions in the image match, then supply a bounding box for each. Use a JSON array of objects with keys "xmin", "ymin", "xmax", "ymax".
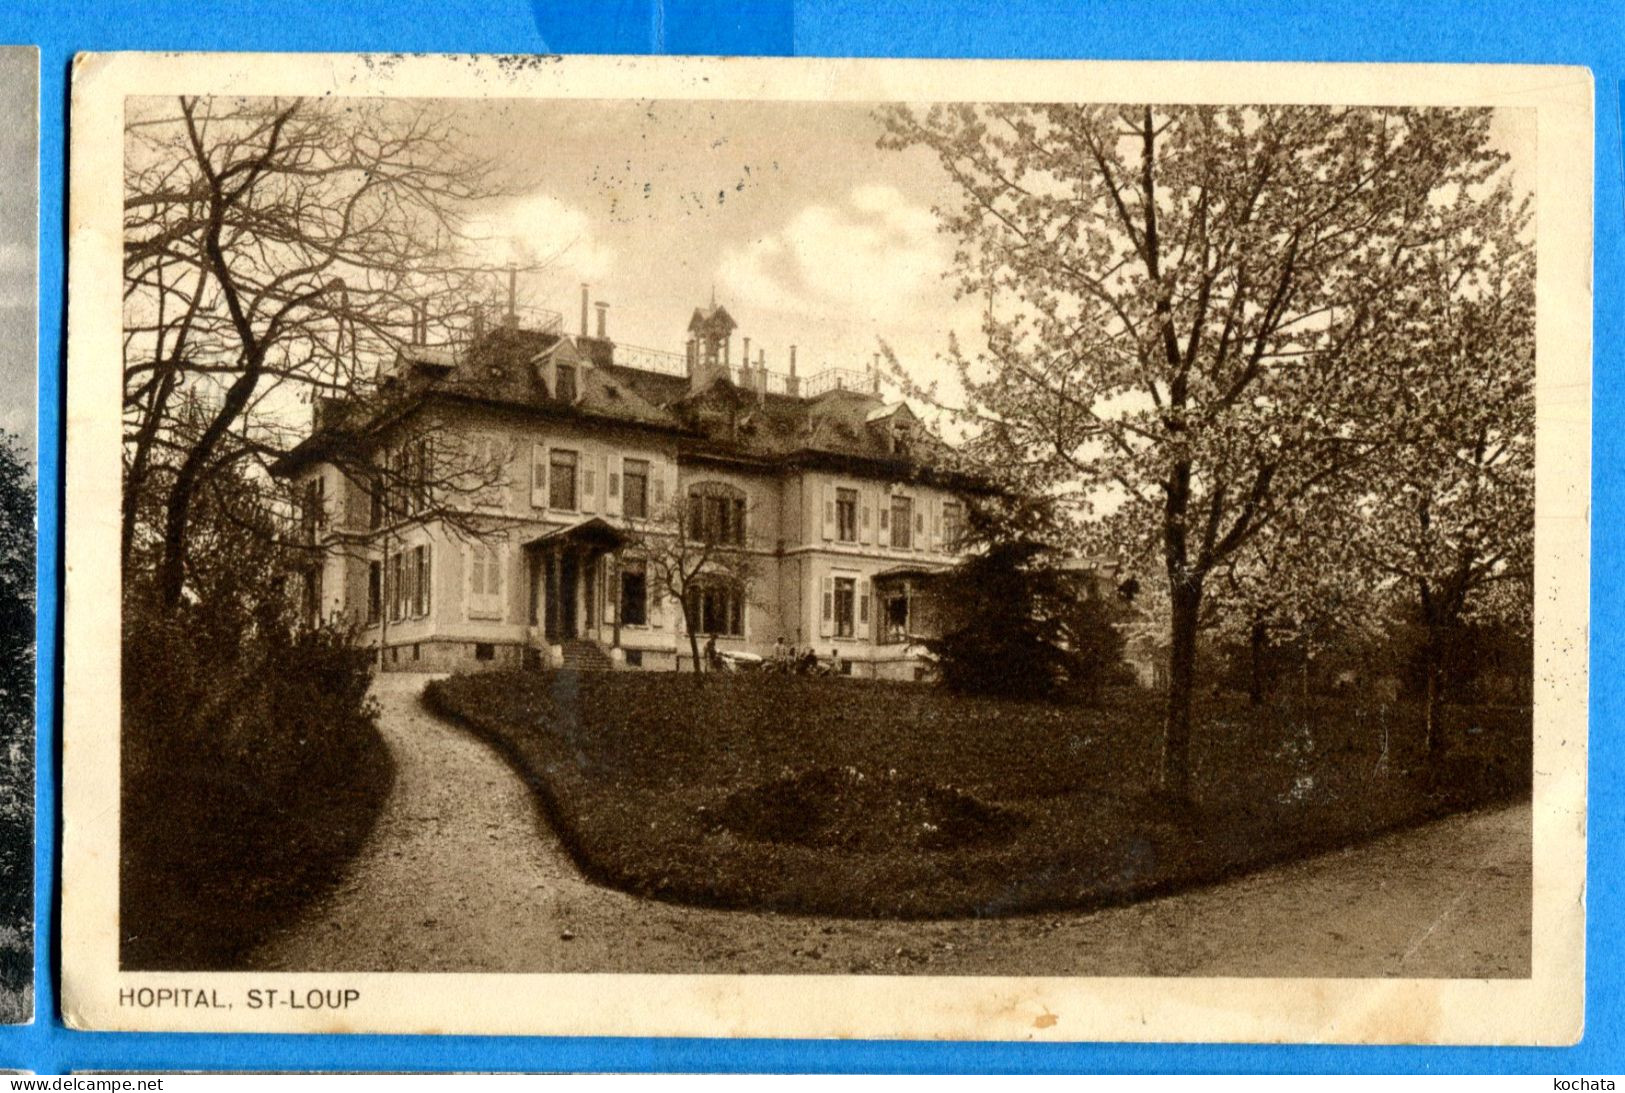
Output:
[
  {"xmin": 834, "ymin": 576, "xmax": 856, "ymax": 638},
  {"xmin": 367, "ymin": 561, "xmax": 382, "ymax": 625},
  {"xmin": 474, "ymin": 642, "xmax": 495, "ymax": 662},
  {"xmin": 687, "ymin": 582, "xmax": 744, "ymax": 636},
  {"xmin": 620, "ymin": 561, "xmax": 648, "ymax": 626},
  {"xmin": 411, "ymin": 437, "xmax": 430, "ymax": 514},
  {"xmin": 624, "ymin": 649, "xmax": 644, "ymax": 668},
  {"xmin": 412, "ymin": 544, "xmax": 432, "ymax": 617},
  {"xmin": 302, "ymin": 566, "xmax": 323, "ymax": 627},
  {"xmin": 688, "ymin": 485, "xmax": 746, "ymax": 545},
  {"xmin": 469, "ymin": 542, "xmax": 504, "ymax": 619},
  {"xmin": 471, "ymin": 435, "xmax": 506, "ymax": 509},
  {"xmin": 301, "ymin": 476, "xmax": 325, "ymax": 541},
  {"xmin": 390, "ymin": 552, "xmax": 408, "ymax": 622},
  {"xmin": 623, "ymin": 459, "xmax": 650, "ymax": 519},
  {"xmin": 941, "ymin": 501, "xmax": 965, "ymax": 551},
  {"xmin": 555, "ymin": 364, "xmax": 577, "ymax": 402},
  {"xmin": 879, "ymin": 586, "xmax": 910, "ymax": 644},
  {"xmin": 549, "ymin": 449, "xmax": 578, "ymax": 510},
  {"xmin": 836, "ymin": 488, "xmax": 858, "ymax": 542},
  {"xmin": 890, "ymin": 495, "xmax": 913, "ymax": 549}
]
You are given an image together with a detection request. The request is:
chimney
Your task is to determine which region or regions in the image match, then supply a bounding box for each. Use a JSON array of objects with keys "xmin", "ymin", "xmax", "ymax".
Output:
[
  {"xmin": 580, "ymin": 284, "xmax": 590, "ymax": 337},
  {"xmin": 594, "ymin": 301, "xmax": 609, "ymax": 340},
  {"xmin": 756, "ymin": 349, "xmax": 767, "ymax": 398},
  {"xmin": 787, "ymin": 345, "xmax": 799, "ymax": 396},
  {"xmin": 504, "ymin": 265, "xmax": 518, "ymax": 329},
  {"xmin": 742, "ymin": 336, "xmax": 751, "ymax": 381}
]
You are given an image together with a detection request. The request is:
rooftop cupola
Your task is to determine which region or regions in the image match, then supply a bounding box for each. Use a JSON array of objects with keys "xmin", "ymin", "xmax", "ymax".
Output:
[{"xmin": 686, "ymin": 300, "xmax": 737, "ymax": 394}]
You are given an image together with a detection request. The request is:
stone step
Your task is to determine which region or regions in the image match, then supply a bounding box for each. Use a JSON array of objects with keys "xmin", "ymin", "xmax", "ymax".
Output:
[{"xmin": 560, "ymin": 640, "xmax": 615, "ymax": 671}]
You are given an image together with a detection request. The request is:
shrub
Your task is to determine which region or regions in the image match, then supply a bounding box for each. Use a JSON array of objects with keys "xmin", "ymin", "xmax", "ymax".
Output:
[
  {"xmin": 924, "ymin": 497, "xmax": 1125, "ymax": 701},
  {"xmin": 120, "ymin": 583, "xmax": 391, "ymax": 970}
]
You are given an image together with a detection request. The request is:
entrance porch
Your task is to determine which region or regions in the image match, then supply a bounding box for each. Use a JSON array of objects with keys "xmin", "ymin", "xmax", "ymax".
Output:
[{"xmin": 523, "ymin": 517, "xmax": 631, "ymax": 669}]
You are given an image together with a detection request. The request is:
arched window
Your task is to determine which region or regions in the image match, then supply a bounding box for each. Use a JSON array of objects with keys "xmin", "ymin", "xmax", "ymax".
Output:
[
  {"xmin": 686, "ymin": 481, "xmax": 747, "ymax": 546},
  {"xmin": 685, "ymin": 578, "xmax": 744, "ymax": 636}
]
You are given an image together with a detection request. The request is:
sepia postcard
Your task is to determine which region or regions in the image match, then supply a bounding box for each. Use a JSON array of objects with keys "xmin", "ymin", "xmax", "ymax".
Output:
[
  {"xmin": 63, "ymin": 52, "xmax": 1590, "ymax": 1042},
  {"xmin": 0, "ymin": 45, "xmax": 35, "ymax": 1027}
]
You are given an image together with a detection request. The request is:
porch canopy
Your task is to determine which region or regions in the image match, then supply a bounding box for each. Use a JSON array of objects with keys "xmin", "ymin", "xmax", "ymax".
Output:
[
  {"xmin": 520, "ymin": 515, "xmax": 631, "ymax": 553},
  {"xmin": 522, "ymin": 517, "xmax": 633, "ymax": 645}
]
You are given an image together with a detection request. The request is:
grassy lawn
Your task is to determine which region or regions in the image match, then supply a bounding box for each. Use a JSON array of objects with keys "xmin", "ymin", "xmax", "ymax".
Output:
[{"xmin": 426, "ymin": 670, "xmax": 1530, "ymax": 919}]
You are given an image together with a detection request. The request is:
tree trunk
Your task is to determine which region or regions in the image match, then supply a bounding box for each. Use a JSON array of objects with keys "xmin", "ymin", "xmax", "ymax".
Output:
[
  {"xmin": 1248, "ymin": 617, "xmax": 1267, "ymax": 706},
  {"xmin": 1160, "ymin": 578, "xmax": 1203, "ymax": 801},
  {"xmin": 679, "ymin": 597, "xmax": 703, "ymax": 677},
  {"xmin": 1422, "ymin": 628, "xmax": 1445, "ymax": 757}
]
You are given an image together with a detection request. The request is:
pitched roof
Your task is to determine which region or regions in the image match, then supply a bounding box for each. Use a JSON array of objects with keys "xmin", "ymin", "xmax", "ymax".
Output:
[{"xmin": 279, "ymin": 326, "xmax": 979, "ymax": 488}]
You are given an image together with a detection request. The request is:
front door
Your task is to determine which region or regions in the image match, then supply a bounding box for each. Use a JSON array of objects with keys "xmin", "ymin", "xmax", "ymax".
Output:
[{"xmin": 542, "ymin": 548, "xmax": 579, "ymax": 642}]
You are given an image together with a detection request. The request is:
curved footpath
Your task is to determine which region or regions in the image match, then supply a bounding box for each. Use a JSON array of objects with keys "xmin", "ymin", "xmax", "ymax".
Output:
[{"xmin": 248, "ymin": 672, "xmax": 1531, "ymax": 977}]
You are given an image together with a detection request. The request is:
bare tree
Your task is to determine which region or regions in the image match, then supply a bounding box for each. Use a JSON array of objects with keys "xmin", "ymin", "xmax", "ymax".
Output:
[
  {"xmin": 122, "ymin": 95, "xmax": 515, "ymax": 606},
  {"xmin": 629, "ymin": 484, "xmax": 760, "ymax": 676}
]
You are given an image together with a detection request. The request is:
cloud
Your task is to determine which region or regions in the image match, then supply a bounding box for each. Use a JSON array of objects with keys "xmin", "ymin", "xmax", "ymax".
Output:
[
  {"xmin": 463, "ymin": 193, "xmax": 615, "ymax": 282},
  {"xmin": 717, "ymin": 185, "xmax": 947, "ymax": 321}
]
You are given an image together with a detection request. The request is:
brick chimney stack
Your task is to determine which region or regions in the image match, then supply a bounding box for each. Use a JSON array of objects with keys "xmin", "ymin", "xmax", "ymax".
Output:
[
  {"xmin": 787, "ymin": 345, "xmax": 799, "ymax": 396},
  {"xmin": 595, "ymin": 301, "xmax": 609, "ymax": 340},
  {"xmin": 579, "ymin": 284, "xmax": 590, "ymax": 337}
]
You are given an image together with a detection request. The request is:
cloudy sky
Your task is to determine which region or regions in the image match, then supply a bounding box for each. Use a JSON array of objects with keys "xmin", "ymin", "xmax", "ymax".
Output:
[
  {"xmin": 452, "ymin": 98, "xmax": 978, "ymax": 392},
  {"xmin": 450, "ymin": 98, "xmax": 1532, "ymax": 411},
  {"xmin": 0, "ymin": 48, "xmax": 34, "ymax": 452}
]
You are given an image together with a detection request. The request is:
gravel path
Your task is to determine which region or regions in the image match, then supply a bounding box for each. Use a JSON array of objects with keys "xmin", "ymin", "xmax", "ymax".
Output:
[{"xmin": 248, "ymin": 672, "xmax": 1531, "ymax": 977}]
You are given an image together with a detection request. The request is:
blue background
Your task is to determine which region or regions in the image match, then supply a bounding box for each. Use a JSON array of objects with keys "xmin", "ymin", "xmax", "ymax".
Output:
[{"xmin": 5, "ymin": 0, "xmax": 1619, "ymax": 1074}]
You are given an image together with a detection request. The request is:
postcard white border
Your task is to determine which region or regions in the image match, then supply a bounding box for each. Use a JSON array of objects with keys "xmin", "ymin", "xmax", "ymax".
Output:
[{"xmin": 63, "ymin": 52, "xmax": 1592, "ymax": 1043}]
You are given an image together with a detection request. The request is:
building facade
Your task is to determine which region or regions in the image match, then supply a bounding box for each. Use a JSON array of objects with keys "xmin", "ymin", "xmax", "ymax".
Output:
[{"xmin": 277, "ymin": 294, "xmax": 986, "ymax": 677}]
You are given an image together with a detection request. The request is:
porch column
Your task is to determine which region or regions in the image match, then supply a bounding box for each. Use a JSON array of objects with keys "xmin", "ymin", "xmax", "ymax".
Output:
[
  {"xmin": 610, "ymin": 548, "xmax": 622, "ymax": 649},
  {"xmin": 575, "ymin": 546, "xmax": 588, "ymax": 639},
  {"xmin": 547, "ymin": 546, "xmax": 561, "ymax": 640}
]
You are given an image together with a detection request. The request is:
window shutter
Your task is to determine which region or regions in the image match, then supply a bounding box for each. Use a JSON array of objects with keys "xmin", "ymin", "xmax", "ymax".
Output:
[
  {"xmin": 821, "ymin": 482, "xmax": 834, "ymax": 540},
  {"xmin": 650, "ymin": 582, "xmax": 665, "ymax": 628},
  {"xmin": 490, "ymin": 544, "xmax": 503, "ymax": 600},
  {"xmin": 415, "ymin": 546, "xmax": 426, "ymax": 616},
  {"xmin": 582, "ymin": 463, "xmax": 598, "ymax": 514},
  {"xmin": 423, "ymin": 545, "xmax": 434, "ymax": 615},
  {"xmin": 860, "ymin": 491, "xmax": 874, "ymax": 545},
  {"xmin": 819, "ymin": 575, "xmax": 834, "ymax": 638},
  {"xmin": 652, "ymin": 460, "xmax": 667, "ymax": 510},
  {"xmin": 603, "ymin": 558, "xmax": 617, "ymax": 625},
  {"xmin": 879, "ymin": 503, "xmax": 889, "ymax": 532},
  {"xmin": 605, "ymin": 453, "xmax": 623, "ymax": 516},
  {"xmin": 858, "ymin": 578, "xmax": 871, "ymax": 640},
  {"xmin": 539, "ymin": 441, "xmax": 559, "ymax": 509},
  {"xmin": 915, "ymin": 508, "xmax": 925, "ymax": 551},
  {"xmin": 929, "ymin": 498, "xmax": 941, "ymax": 551}
]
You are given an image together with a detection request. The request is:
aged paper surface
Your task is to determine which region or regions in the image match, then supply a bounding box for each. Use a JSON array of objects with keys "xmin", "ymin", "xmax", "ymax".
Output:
[{"xmin": 63, "ymin": 52, "xmax": 1590, "ymax": 1041}]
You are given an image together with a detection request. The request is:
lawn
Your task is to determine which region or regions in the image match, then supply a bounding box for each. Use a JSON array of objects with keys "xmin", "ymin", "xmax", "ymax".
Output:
[{"xmin": 425, "ymin": 670, "xmax": 1531, "ymax": 919}]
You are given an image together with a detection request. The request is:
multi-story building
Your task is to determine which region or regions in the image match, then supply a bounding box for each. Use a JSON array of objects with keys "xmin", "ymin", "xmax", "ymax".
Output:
[{"xmin": 275, "ymin": 290, "xmax": 989, "ymax": 676}]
